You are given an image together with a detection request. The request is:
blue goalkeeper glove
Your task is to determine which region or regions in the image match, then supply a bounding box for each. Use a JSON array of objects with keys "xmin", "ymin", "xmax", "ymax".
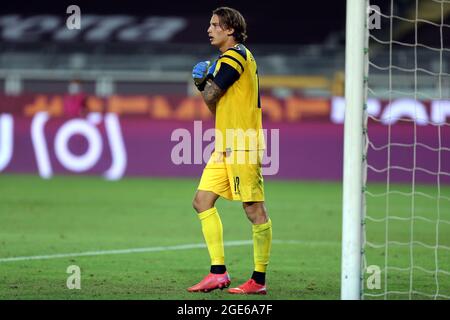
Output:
[
  {"xmin": 192, "ymin": 61, "xmax": 210, "ymax": 91},
  {"xmin": 192, "ymin": 60, "xmax": 217, "ymax": 91},
  {"xmin": 207, "ymin": 60, "xmax": 217, "ymax": 77}
]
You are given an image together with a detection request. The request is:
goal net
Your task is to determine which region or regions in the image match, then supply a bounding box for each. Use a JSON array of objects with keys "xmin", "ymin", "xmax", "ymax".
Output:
[{"xmin": 362, "ymin": 0, "xmax": 450, "ymax": 299}]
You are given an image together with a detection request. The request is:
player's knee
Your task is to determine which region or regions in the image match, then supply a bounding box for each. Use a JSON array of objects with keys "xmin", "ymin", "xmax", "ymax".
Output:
[
  {"xmin": 192, "ymin": 195, "xmax": 212, "ymax": 213},
  {"xmin": 246, "ymin": 213, "xmax": 268, "ymax": 224},
  {"xmin": 192, "ymin": 197, "xmax": 202, "ymax": 213},
  {"xmin": 193, "ymin": 190, "xmax": 219, "ymax": 213},
  {"xmin": 243, "ymin": 202, "xmax": 268, "ymax": 224}
]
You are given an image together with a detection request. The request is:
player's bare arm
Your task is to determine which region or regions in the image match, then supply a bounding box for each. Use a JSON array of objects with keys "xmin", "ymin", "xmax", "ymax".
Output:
[{"xmin": 201, "ymin": 79, "xmax": 224, "ymax": 114}]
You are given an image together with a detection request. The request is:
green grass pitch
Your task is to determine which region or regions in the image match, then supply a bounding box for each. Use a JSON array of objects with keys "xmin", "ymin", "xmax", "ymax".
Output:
[{"xmin": 0, "ymin": 175, "xmax": 449, "ymax": 300}]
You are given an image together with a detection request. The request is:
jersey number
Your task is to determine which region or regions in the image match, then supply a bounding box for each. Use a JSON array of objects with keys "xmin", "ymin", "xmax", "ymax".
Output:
[{"xmin": 234, "ymin": 176, "xmax": 240, "ymax": 194}]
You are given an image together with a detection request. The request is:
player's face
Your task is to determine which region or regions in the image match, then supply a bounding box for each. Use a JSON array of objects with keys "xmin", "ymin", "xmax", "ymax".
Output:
[{"xmin": 207, "ymin": 14, "xmax": 233, "ymax": 48}]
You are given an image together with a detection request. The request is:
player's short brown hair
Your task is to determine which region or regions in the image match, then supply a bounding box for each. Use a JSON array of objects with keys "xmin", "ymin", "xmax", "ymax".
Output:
[{"xmin": 213, "ymin": 7, "xmax": 247, "ymax": 43}]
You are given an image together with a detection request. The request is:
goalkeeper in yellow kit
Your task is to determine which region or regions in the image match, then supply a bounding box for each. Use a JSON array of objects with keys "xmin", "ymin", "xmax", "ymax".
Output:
[{"xmin": 187, "ymin": 7, "xmax": 272, "ymax": 295}]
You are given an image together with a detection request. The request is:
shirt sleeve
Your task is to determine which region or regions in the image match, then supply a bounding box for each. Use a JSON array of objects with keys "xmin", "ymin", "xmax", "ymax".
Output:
[
  {"xmin": 217, "ymin": 49, "xmax": 246, "ymax": 75},
  {"xmin": 211, "ymin": 48, "xmax": 247, "ymax": 91},
  {"xmin": 212, "ymin": 62, "xmax": 241, "ymax": 91}
]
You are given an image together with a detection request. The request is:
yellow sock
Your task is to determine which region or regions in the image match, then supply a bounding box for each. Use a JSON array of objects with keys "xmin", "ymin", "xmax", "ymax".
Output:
[
  {"xmin": 253, "ymin": 218, "xmax": 272, "ymax": 273},
  {"xmin": 198, "ymin": 207, "xmax": 225, "ymax": 266}
]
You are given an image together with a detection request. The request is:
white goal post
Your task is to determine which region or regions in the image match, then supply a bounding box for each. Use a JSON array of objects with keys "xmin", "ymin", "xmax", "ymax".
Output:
[
  {"xmin": 341, "ymin": 0, "xmax": 367, "ymax": 300},
  {"xmin": 342, "ymin": 0, "xmax": 450, "ymax": 300}
]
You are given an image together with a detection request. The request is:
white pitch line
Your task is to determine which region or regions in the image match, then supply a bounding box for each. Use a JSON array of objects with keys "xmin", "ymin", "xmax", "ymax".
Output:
[{"xmin": 0, "ymin": 239, "xmax": 339, "ymax": 263}]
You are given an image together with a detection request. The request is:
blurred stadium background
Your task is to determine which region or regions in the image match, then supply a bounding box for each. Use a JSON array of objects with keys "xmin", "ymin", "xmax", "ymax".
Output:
[{"xmin": 0, "ymin": 0, "xmax": 449, "ymax": 299}]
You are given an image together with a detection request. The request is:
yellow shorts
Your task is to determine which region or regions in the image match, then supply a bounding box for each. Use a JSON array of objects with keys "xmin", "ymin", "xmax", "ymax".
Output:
[{"xmin": 198, "ymin": 150, "xmax": 265, "ymax": 202}]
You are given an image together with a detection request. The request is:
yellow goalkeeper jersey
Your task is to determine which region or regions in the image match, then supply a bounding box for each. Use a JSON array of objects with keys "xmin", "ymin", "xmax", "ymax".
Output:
[{"xmin": 211, "ymin": 44, "xmax": 265, "ymax": 152}]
